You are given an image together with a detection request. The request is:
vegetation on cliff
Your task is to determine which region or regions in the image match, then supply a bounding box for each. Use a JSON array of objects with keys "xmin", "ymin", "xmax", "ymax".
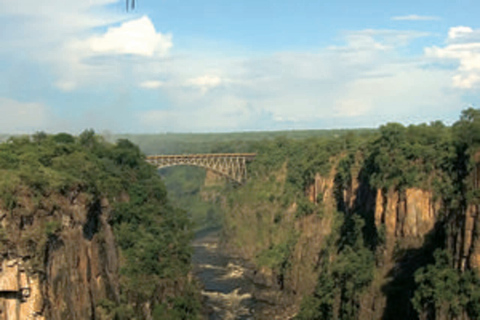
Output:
[
  {"xmin": 296, "ymin": 214, "xmax": 374, "ymax": 320},
  {"xmin": 295, "ymin": 109, "xmax": 480, "ymax": 319},
  {"xmin": 77, "ymin": 107, "xmax": 480, "ymax": 320},
  {"xmin": 0, "ymin": 131, "xmax": 201, "ymax": 319},
  {"xmin": 412, "ymin": 249, "xmax": 480, "ymax": 320},
  {"xmin": 174, "ymin": 108, "xmax": 480, "ymax": 319}
]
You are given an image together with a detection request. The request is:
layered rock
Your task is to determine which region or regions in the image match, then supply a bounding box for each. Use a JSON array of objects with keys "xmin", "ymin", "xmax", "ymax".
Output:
[
  {"xmin": 222, "ymin": 148, "xmax": 480, "ymax": 319},
  {"xmin": 305, "ymin": 172, "xmax": 335, "ymax": 206},
  {"xmin": 0, "ymin": 259, "xmax": 43, "ymax": 320},
  {"xmin": 374, "ymin": 188, "xmax": 440, "ymax": 241},
  {"xmin": 0, "ymin": 192, "xmax": 119, "ymax": 320},
  {"xmin": 464, "ymin": 204, "xmax": 479, "ymax": 270},
  {"xmin": 461, "ymin": 154, "xmax": 480, "ymax": 271}
]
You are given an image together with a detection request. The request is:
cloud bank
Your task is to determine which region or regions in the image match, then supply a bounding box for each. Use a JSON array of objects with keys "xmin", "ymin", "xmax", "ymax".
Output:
[
  {"xmin": 391, "ymin": 15, "xmax": 441, "ymax": 21},
  {"xmin": 426, "ymin": 26, "xmax": 480, "ymax": 88},
  {"xmin": 133, "ymin": 29, "xmax": 460, "ymax": 131},
  {"xmin": 0, "ymin": 98, "xmax": 49, "ymax": 134},
  {"xmin": 0, "ymin": 1, "xmax": 476, "ymax": 133}
]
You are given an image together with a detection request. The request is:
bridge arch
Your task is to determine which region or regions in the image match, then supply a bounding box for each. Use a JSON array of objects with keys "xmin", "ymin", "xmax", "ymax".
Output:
[{"xmin": 145, "ymin": 153, "xmax": 256, "ymax": 184}]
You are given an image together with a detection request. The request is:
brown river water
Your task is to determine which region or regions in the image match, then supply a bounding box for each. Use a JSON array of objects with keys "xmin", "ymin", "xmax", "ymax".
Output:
[
  {"xmin": 192, "ymin": 230, "xmax": 257, "ymax": 319},
  {"xmin": 192, "ymin": 229, "xmax": 297, "ymax": 319}
]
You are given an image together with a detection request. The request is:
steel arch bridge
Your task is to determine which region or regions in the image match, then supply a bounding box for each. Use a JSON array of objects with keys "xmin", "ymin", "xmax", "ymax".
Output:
[{"xmin": 146, "ymin": 153, "xmax": 256, "ymax": 184}]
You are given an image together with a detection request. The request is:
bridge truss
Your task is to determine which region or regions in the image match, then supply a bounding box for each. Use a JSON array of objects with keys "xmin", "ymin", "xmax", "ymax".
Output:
[{"xmin": 146, "ymin": 153, "xmax": 256, "ymax": 184}]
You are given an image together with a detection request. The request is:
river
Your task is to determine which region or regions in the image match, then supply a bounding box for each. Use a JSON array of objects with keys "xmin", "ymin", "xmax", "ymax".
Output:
[
  {"xmin": 192, "ymin": 228, "xmax": 299, "ymax": 320},
  {"xmin": 192, "ymin": 229, "xmax": 257, "ymax": 319}
]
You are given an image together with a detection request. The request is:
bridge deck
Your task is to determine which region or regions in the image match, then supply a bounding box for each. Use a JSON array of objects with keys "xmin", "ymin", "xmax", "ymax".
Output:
[
  {"xmin": 145, "ymin": 153, "xmax": 256, "ymax": 184},
  {"xmin": 146, "ymin": 153, "xmax": 257, "ymax": 160}
]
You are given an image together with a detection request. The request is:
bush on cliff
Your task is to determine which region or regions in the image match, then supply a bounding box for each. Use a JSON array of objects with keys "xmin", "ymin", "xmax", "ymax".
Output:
[{"xmin": 412, "ymin": 249, "xmax": 480, "ymax": 320}]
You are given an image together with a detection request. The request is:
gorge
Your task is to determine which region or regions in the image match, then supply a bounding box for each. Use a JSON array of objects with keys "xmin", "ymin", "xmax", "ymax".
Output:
[
  {"xmin": 0, "ymin": 108, "xmax": 479, "ymax": 319},
  {"xmin": 159, "ymin": 108, "xmax": 480, "ymax": 320}
]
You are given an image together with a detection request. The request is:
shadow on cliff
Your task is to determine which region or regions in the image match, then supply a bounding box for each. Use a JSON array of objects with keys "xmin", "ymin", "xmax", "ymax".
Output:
[
  {"xmin": 334, "ymin": 164, "xmax": 380, "ymax": 250},
  {"xmin": 380, "ymin": 222, "xmax": 445, "ymax": 320},
  {"xmin": 334, "ymin": 162, "xmax": 447, "ymax": 320},
  {"xmin": 83, "ymin": 200, "xmax": 100, "ymax": 240}
]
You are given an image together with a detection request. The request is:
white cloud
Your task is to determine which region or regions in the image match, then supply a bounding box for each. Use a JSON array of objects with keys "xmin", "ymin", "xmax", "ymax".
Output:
[
  {"xmin": 452, "ymin": 74, "xmax": 480, "ymax": 88},
  {"xmin": 187, "ymin": 75, "xmax": 223, "ymax": 94},
  {"xmin": 335, "ymin": 98, "xmax": 373, "ymax": 117},
  {"xmin": 139, "ymin": 80, "xmax": 165, "ymax": 89},
  {"xmin": 334, "ymin": 67, "xmax": 457, "ymax": 119},
  {"xmin": 0, "ymin": 2, "xmax": 471, "ymax": 132},
  {"xmin": 0, "ymin": 0, "xmax": 125, "ymax": 51},
  {"xmin": 49, "ymin": 15, "xmax": 173, "ymax": 91},
  {"xmin": 343, "ymin": 29, "xmax": 431, "ymax": 48},
  {"xmin": 425, "ymin": 26, "xmax": 480, "ymax": 88},
  {"xmin": 136, "ymin": 29, "xmax": 461, "ymax": 131},
  {"xmin": 138, "ymin": 95, "xmax": 252, "ymax": 131},
  {"xmin": 0, "ymin": 98, "xmax": 49, "ymax": 133},
  {"xmin": 0, "ymin": 0, "xmax": 119, "ymax": 15},
  {"xmin": 54, "ymin": 81, "xmax": 77, "ymax": 92},
  {"xmin": 448, "ymin": 26, "xmax": 473, "ymax": 40},
  {"xmin": 391, "ymin": 15, "xmax": 440, "ymax": 21},
  {"xmin": 1, "ymin": 1, "xmax": 172, "ymax": 91},
  {"xmin": 86, "ymin": 16, "xmax": 172, "ymax": 57}
]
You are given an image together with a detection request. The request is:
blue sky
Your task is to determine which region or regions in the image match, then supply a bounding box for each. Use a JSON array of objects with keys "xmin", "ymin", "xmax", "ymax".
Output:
[{"xmin": 1, "ymin": 0, "xmax": 479, "ymax": 133}]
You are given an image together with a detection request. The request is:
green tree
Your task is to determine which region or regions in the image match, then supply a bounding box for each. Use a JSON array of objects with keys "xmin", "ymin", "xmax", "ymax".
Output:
[{"xmin": 412, "ymin": 249, "xmax": 480, "ymax": 320}]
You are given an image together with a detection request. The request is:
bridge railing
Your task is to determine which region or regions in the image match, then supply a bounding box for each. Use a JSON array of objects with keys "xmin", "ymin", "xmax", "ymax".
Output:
[
  {"xmin": 145, "ymin": 153, "xmax": 256, "ymax": 184},
  {"xmin": 146, "ymin": 153, "xmax": 257, "ymax": 159}
]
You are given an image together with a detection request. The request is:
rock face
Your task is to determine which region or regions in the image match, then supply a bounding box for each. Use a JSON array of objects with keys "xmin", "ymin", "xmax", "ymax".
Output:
[
  {"xmin": 290, "ymin": 172, "xmax": 337, "ymax": 295},
  {"xmin": 0, "ymin": 259, "xmax": 43, "ymax": 320},
  {"xmin": 464, "ymin": 204, "xmax": 480, "ymax": 270},
  {"xmin": 305, "ymin": 172, "xmax": 335, "ymax": 206},
  {"xmin": 374, "ymin": 188, "xmax": 440, "ymax": 241},
  {"xmin": 221, "ymin": 166, "xmax": 339, "ymax": 315},
  {"xmin": 0, "ymin": 192, "xmax": 119, "ymax": 320},
  {"xmin": 222, "ymin": 151, "xmax": 480, "ymax": 319},
  {"xmin": 461, "ymin": 156, "xmax": 480, "ymax": 271}
]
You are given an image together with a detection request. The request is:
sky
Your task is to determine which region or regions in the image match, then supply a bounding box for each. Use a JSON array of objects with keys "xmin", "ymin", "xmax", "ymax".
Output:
[{"xmin": 1, "ymin": 0, "xmax": 480, "ymax": 133}]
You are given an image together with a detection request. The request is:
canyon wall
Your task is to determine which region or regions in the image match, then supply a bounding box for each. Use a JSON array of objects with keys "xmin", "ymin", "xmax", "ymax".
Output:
[
  {"xmin": 0, "ymin": 192, "xmax": 119, "ymax": 320},
  {"xmin": 220, "ymin": 165, "xmax": 340, "ymax": 318},
  {"xmin": 459, "ymin": 154, "xmax": 480, "ymax": 272},
  {"xmin": 220, "ymin": 150, "xmax": 480, "ymax": 319}
]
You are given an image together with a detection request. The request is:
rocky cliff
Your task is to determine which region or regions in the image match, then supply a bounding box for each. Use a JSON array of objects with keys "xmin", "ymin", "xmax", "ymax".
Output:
[
  {"xmin": 0, "ymin": 133, "xmax": 201, "ymax": 320},
  {"xmin": 220, "ymin": 163, "xmax": 340, "ymax": 317},
  {"xmin": 456, "ymin": 152, "xmax": 480, "ymax": 272},
  {"xmin": 220, "ymin": 144, "xmax": 480, "ymax": 319},
  {"xmin": 374, "ymin": 188, "xmax": 440, "ymax": 240},
  {"xmin": 0, "ymin": 191, "xmax": 119, "ymax": 320}
]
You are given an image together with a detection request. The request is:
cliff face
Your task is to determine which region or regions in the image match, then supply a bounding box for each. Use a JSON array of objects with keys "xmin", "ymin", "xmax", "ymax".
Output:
[
  {"xmin": 220, "ymin": 165, "xmax": 339, "ymax": 317},
  {"xmin": 0, "ymin": 259, "xmax": 43, "ymax": 320},
  {"xmin": 466, "ymin": 203, "xmax": 480, "ymax": 270},
  {"xmin": 374, "ymin": 188, "xmax": 440, "ymax": 244},
  {"xmin": 289, "ymin": 172, "xmax": 336, "ymax": 297},
  {"xmin": 0, "ymin": 192, "xmax": 119, "ymax": 320},
  {"xmin": 222, "ymin": 153, "xmax": 478, "ymax": 318},
  {"xmin": 460, "ymin": 154, "xmax": 480, "ymax": 271},
  {"xmin": 0, "ymin": 133, "xmax": 201, "ymax": 320}
]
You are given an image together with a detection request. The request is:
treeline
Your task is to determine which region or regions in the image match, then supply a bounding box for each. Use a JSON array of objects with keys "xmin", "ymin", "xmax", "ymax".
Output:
[
  {"xmin": 0, "ymin": 131, "xmax": 201, "ymax": 319},
  {"xmin": 114, "ymin": 129, "xmax": 373, "ymax": 155}
]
